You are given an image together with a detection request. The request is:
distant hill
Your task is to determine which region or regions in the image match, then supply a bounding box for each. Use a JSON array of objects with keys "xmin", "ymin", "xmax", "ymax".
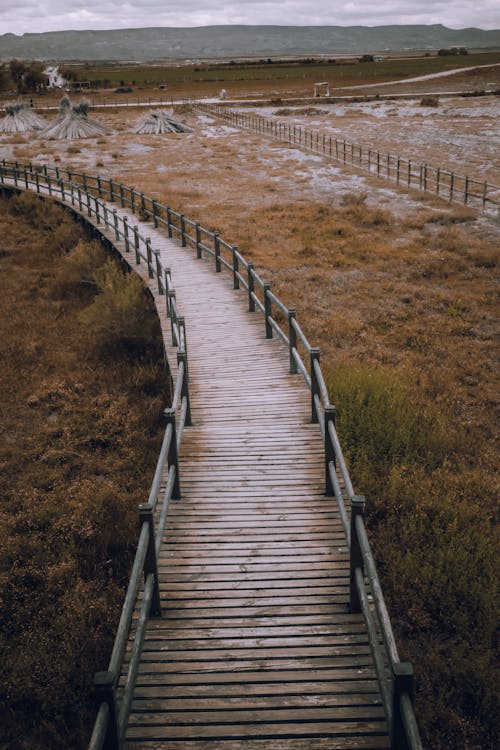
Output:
[{"xmin": 1, "ymin": 24, "xmax": 499, "ymax": 62}]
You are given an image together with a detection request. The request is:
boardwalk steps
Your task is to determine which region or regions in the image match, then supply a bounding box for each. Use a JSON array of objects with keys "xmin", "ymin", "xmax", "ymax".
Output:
[{"xmin": 0, "ymin": 163, "xmax": 423, "ymax": 750}]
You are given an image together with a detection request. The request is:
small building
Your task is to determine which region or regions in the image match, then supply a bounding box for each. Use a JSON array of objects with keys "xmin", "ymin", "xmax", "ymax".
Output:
[
  {"xmin": 44, "ymin": 66, "xmax": 66, "ymax": 89},
  {"xmin": 314, "ymin": 82, "xmax": 330, "ymax": 97}
]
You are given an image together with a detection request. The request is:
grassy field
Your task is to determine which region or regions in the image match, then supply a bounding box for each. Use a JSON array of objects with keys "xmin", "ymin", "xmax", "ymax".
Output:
[
  {"xmin": 0, "ymin": 192, "xmax": 170, "ymax": 749},
  {"xmin": 68, "ymin": 51, "xmax": 500, "ymax": 96},
  {"xmin": 0, "ymin": 57, "xmax": 498, "ymax": 749}
]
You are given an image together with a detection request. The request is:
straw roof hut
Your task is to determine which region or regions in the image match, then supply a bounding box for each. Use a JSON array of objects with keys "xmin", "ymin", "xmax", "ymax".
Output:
[
  {"xmin": 41, "ymin": 96, "xmax": 106, "ymax": 139},
  {"xmin": 134, "ymin": 110, "xmax": 192, "ymax": 135},
  {"xmin": 0, "ymin": 102, "xmax": 46, "ymax": 133}
]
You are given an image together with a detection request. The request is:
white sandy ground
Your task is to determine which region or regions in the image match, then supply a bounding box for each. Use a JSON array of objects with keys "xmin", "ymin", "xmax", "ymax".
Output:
[{"xmin": 0, "ymin": 95, "xmax": 499, "ymax": 245}]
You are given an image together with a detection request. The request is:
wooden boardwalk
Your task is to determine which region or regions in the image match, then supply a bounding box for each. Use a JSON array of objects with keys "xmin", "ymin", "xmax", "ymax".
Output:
[
  {"xmin": 0, "ymin": 170, "xmax": 390, "ymax": 748},
  {"xmin": 107, "ymin": 209, "xmax": 390, "ymax": 749}
]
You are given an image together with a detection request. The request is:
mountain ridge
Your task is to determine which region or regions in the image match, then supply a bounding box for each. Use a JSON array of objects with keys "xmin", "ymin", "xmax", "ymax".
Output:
[{"xmin": 1, "ymin": 24, "xmax": 499, "ymax": 62}]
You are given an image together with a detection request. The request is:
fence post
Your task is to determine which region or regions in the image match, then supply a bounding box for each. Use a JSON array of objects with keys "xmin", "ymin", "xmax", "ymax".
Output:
[
  {"xmin": 97, "ymin": 175, "xmax": 103, "ymax": 197},
  {"xmin": 195, "ymin": 223, "xmax": 202, "ymax": 258},
  {"xmin": 140, "ymin": 192, "xmax": 146, "ymax": 216},
  {"xmin": 247, "ymin": 261, "xmax": 255, "ymax": 312},
  {"xmin": 214, "ymin": 232, "xmax": 221, "ymax": 272},
  {"xmin": 287, "ymin": 308, "xmax": 297, "ymax": 374},
  {"xmin": 133, "ymin": 225, "xmax": 140, "ymax": 264},
  {"xmin": 119, "ymin": 183, "xmax": 125, "ymax": 208},
  {"xmin": 232, "ymin": 245, "xmax": 240, "ymax": 289},
  {"xmin": 464, "ymin": 176, "xmax": 469, "ymax": 205},
  {"xmin": 78, "ymin": 188, "xmax": 83, "ymax": 212},
  {"xmin": 138, "ymin": 504, "xmax": 162, "ymax": 617},
  {"xmin": 113, "ymin": 210, "xmax": 119, "ymax": 241},
  {"xmin": 324, "ymin": 405, "xmax": 336, "ymax": 496},
  {"xmin": 146, "ymin": 237, "xmax": 154, "ymax": 278},
  {"xmin": 263, "ymin": 282, "xmax": 272, "ymax": 338},
  {"xmin": 167, "ymin": 208, "xmax": 173, "ymax": 238},
  {"xmin": 152, "ymin": 200, "xmax": 158, "ymax": 228},
  {"xmin": 155, "ymin": 250, "xmax": 163, "ymax": 294},
  {"xmin": 177, "ymin": 350, "xmax": 192, "ymax": 426},
  {"xmin": 164, "ymin": 269, "xmax": 171, "ymax": 317},
  {"xmin": 391, "ymin": 662, "xmax": 415, "ymax": 750},
  {"xmin": 47, "ymin": 174, "xmax": 52, "ymax": 196},
  {"xmin": 349, "ymin": 495, "xmax": 366, "ymax": 613},
  {"xmin": 310, "ymin": 347, "xmax": 320, "ymax": 424},
  {"xmin": 123, "ymin": 216, "xmax": 129, "ymax": 251},
  {"xmin": 165, "ymin": 408, "xmax": 181, "ymax": 499},
  {"xmin": 92, "ymin": 671, "xmax": 120, "ymax": 750},
  {"xmin": 60, "ymin": 178, "xmax": 65, "ymax": 202},
  {"xmin": 109, "ymin": 178, "xmax": 114, "ymax": 201},
  {"xmin": 180, "ymin": 215, "xmax": 186, "ymax": 246},
  {"xmin": 450, "ymin": 172, "xmax": 455, "ymax": 202}
]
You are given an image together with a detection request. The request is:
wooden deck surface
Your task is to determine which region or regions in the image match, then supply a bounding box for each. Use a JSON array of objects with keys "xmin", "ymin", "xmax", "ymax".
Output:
[
  {"xmin": 110, "ymin": 208, "xmax": 390, "ymax": 750},
  {"xmin": 5, "ymin": 177, "xmax": 390, "ymax": 749}
]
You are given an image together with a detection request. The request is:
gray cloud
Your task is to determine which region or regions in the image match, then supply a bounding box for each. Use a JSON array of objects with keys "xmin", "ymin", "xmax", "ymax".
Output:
[{"xmin": 1, "ymin": 0, "xmax": 499, "ymax": 35}]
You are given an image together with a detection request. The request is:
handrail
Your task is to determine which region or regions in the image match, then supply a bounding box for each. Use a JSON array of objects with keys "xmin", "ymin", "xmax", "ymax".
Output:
[
  {"xmin": 0, "ymin": 160, "xmax": 193, "ymax": 750},
  {"xmin": 191, "ymin": 101, "xmax": 499, "ymax": 213},
  {"xmin": 0, "ymin": 158, "xmax": 423, "ymax": 750}
]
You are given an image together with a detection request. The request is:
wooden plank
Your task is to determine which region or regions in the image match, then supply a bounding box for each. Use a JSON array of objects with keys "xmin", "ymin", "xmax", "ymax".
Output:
[{"xmin": 80, "ymin": 201, "xmax": 390, "ymax": 748}]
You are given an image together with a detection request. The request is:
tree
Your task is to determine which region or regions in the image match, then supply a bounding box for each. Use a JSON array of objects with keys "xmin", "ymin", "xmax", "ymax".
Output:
[{"xmin": 8, "ymin": 59, "xmax": 46, "ymax": 93}]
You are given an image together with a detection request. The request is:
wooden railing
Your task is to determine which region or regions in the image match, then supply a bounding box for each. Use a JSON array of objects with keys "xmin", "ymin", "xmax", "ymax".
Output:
[
  {"xmin": 0, "ymin": 159, "xmax": 423, "ymax": 750},
  {"xmin": 192, "ymin": 100, "xmax": 500, "ymax": 213}
]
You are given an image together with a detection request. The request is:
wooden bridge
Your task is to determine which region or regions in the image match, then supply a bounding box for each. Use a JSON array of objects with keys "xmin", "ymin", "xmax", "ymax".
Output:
[{"xmin": 0, "ymin": 162, "xmax": 422, "ymax": 750}]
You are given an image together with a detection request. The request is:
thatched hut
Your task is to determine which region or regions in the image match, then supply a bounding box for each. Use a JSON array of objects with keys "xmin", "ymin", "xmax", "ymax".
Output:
[
  {"xmin": 134, "ymin": 110, "xmax": 192, "ymax": 135},
  {"xmin": 41, "ymin": 96, "xmax": 106, "ymax": 139},
  {"xmin": 0, "ymin": 102, "xmax": 46, "ymax": 133}
]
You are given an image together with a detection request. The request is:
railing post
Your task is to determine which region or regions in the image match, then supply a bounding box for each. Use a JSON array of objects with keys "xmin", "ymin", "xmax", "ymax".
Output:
[
  {"xmin": 93, "ymin": 671, "xmax": 120, "ymax": 750},
  {"xmin": 109, "ymin": 178, "xmax": 114, "ymax": 201},
  {"xmin": 165, "ymin": 408, "xmax": 181, "ymax": 499},
  {"xmin": 232, "ymin": 244, "xmax": 239, "ymax": 289},
  {"xmin": 97, "ymin": 175, "xmax": 103, "ymax": 197},
  {"xmin": 324, "ymin": 405, "xmax": 336, "ymax": 496},
  {"xmin": 47, "ymin": 174, "xmax": 52, "ymax": 196},
  {"xmin": 167, "ymin": 208, "xmax": 173, "ymax": 238},
  {"xmin": 391, "ymin": 662, "xmax": 415, "ymax": 750},
  {"xmin": 119, "ymin": 183, "xmax": 124, "ymax": 208},
  {"xmin": 78, "ymin": 187, "xmax": 83, "ymax": 212},
  {"xmin": 180, "ymin": 214, "xmax": 186, "ymax": 246},
  {"xmin": 155, "ymin": 250, "xmax": 163, "ymax": 293},
  {"xmin": 214, "ymin": 232, "xmax": 221, "ymax": 272},
  {"xmin": 195, "ymin": 223, "xmax": 202, "ymax": 258},
  {"xmin": 152, "ymin": 199, "xmax": 158, "ymax": 228},
  {"xmin": 164, "ymin": 269, "xmax": 171, "ymax": 316},
  {"xmin": 113, "ymin": 210, "xmax": 119, "ymax": 241},
  {"xmin": 247, "ymin": 261, "xmax": 255, "ymax": 312},
  {"xmin": 146, "ymin": 237, "xmax": 154, "ymax": 278},
  {"xmin": 138, "ymin": 503, "xmax": 162, "ymax": 617},
  {"xmin": 123, "ymin": 216, "xmax": 129, "ymax": 251},
  {"xmin": 310, "ymin": 347, "xmax": 320, "ymax": 423},
  {"xmin": 177, "ymin": 350, "xmax": 192, "ymax": 427},
  {"xmin": 349, "ymin": 495, "xmax": 366, "ymax": 613},
  {"xmin": 140, "ymin": 192, "xmax": 146, "ymax": 216},
  {"xmin": 464, "ymin": 176, "xmax": 469, "ymax": 205},
  {"xmin": 288, "ymin": 308, "xmax": 297, "ymax": 374},
  {"xmin": 133, "ymin": 225, "xmax": 140, "ymax": 264},
  {"xmin": 60, "ymin": 178, "xmax": 65, "ymax": 202},
  {"xmin": 263, "ymin": 282, "xmax": 272, "ymax": 338}
]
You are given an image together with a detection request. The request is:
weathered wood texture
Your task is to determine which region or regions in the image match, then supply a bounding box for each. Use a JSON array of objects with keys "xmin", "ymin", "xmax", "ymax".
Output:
[
  {"xmin": 97, "ymin": 205, "xmax": 390, "ymax": 749},
  {"xmin": 1, "ymin": 174, "xmax": 389, "ymax": 748}
]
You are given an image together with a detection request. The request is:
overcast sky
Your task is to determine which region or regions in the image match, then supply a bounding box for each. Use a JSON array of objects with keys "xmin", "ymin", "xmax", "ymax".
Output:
[{"xmin": 1, "ymin": 1, "xmax": 500, "ymax": 36}]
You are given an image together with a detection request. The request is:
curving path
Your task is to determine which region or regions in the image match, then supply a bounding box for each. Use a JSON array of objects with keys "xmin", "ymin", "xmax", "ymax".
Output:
[
  {"xmin": 2, "ymin": 175, "xmax": 390, "ymax": 749},
  {"xmin": 108, "ymin": 204, "xmax": 389, "ymax": 750}
]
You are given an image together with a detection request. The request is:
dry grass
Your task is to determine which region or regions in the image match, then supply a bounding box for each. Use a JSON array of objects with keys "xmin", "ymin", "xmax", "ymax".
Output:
[
  {"xmin": 0, "ymin": 192, "xmax": 169, "ymax": 749},
  {"xmin": 0, "ymin": 76, "xmax": 498, "ymax": 749}
]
